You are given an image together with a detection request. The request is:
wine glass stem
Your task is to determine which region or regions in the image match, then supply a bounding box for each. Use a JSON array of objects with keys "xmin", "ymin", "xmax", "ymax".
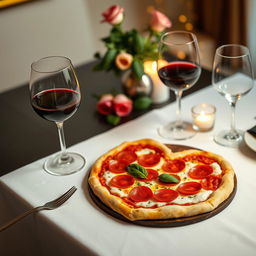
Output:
[
  {"xmin": 175, "ymin": 89, "xmax": 183, "ymax": 127},
  {"xmin": 229, "ymin": 101, "xmax": 237, "ymax": 135},
  {"xmin": 56, "ymin": 122, "xmax": 69, "ymax": 162}
]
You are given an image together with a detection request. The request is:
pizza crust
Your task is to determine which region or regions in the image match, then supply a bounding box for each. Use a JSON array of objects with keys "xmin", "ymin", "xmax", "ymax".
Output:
[{"xmin": 88, "ymin": 139, "xmax": 235, "ymax": 221}]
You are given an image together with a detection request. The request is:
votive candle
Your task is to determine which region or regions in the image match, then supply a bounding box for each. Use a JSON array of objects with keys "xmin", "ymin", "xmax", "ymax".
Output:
[{"xmin": 192, "ymin": 104, "xmax": 216, "ymax": 131}]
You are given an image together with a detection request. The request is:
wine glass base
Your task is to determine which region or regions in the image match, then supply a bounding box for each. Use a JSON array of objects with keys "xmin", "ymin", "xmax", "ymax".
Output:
[
  {"xmin": 214, "ymin": 130, "xmax": 244, "ymax": 147},
  {"xmin": 158, "ymin": 121, "xmax": 196, "ymax": 140},
  {"xmin": 44, "ymin": 152, "xmax": 86, "ymax": 176}
]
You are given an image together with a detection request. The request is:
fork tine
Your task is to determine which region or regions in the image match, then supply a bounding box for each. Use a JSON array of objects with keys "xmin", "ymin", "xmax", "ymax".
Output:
[
  {"xmin": 51, "ymin": 186, "xmax": 77, "ymax": 203},
  {"xmin": 52, "ymin": 192, "xmax": 75, "ymax": 208},
  {"xmin": 52, "ymin": 186, "xmax": 77, "ymax": 206}
]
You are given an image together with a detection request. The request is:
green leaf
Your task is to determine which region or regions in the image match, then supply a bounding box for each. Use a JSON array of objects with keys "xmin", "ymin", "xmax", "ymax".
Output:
[
  {"xmin": 106, "ymin": 114, "xmax": 120, "ymax": 126},
  {"xmin": 132, "ymin": 59, "xmax": 144, "ymax": 80},
  {"xmin": 101, "ymin": 36, "xmax": 111, "ymax": 43},
  {"xmin": 159, "ymin": 173, "xmax": 179, "ymax": 183},
  {"xmin": 110, "ymin": 33, "xmax": 121, "ymax": 43},
  {"xmin": 133, "ymin": 32, "xmax": 144, "ymax": 53},
  {"xmin": 105, "ymin": 43, "xmax": 115, "ymax": 49},
  {"xmin": 109, "ymin": 26, "xmax": 123, "ymax": 44},
  {"xmin": 101, "ymin": 49, "xmax": 117, "ymax": 70},
  {"xmin": 127, "ymin": 163, "xmax": 148, "ymax": 179},
  {"xmin": 133, "ymin": 96, "xmax": 152, "ymax": 110}
]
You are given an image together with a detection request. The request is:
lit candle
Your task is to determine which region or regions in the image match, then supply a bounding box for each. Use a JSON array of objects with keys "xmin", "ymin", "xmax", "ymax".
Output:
[
  {"xmin": 144, "ymin": 60, "xmax": 169, "ymax": 104},
  {"xmin": 192, "ymin": 104, "xmax": 216, "ymax": 131}
]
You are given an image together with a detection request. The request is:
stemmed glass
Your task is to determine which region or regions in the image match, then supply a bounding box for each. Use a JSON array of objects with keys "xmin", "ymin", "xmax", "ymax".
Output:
[
  {"xmin": 30, "ymin": 56, "xmax": 86, "ymax": 175},
  {"xmin": 212, "ymin": 44, "xmax": 254, "ymax": 147},
  {"xmin": 157, "ymin": 31, "xmax": 201, "ymax": 140}
]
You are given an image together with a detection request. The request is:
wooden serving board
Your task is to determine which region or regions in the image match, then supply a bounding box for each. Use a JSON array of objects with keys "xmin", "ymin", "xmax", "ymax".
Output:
[{"xmin": 88, "ymin": 144, "xmax": 237, "ymax": 227}]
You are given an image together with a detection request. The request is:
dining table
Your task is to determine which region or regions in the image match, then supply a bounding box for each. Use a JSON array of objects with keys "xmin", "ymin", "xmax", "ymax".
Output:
[{"xmin": 0, "ymin": 61, "xmax": 256, "ymax": 256}]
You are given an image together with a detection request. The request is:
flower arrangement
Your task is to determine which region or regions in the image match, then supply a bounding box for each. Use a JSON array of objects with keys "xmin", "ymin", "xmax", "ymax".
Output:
[
  {"xmin": 94, "ymin": 5, "xmax": 172, "ymax": 79},
  {"xmin": 94, "ymin": 5, "xmax": 171, "ymax": 125}
]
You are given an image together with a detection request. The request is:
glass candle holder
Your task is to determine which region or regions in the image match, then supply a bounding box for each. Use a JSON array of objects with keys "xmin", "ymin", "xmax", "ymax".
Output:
[{"xmin": 192, "ymin": 104, "xmax": 216, "ymax": 132}]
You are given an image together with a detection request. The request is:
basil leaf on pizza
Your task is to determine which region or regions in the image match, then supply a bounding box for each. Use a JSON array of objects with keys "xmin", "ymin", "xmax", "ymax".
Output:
[
  {"xmin": 127, "ymin": 163, "xmax": 148, "ymax": 179},
  {"xmin": 159, "ymin": 173, "xmax": 179, "ymax": 183}
]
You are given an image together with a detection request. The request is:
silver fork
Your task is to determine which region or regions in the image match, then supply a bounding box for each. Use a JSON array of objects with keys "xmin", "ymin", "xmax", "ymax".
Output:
[{"xmin": 0, "ymin": 186, "xmax": 77, "ymax": 232}]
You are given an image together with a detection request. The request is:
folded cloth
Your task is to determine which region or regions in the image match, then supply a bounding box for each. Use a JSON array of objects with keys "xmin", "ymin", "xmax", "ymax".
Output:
[{"xmin": 247, "ymin": 125, "xmax": 256, "ymax": 138}]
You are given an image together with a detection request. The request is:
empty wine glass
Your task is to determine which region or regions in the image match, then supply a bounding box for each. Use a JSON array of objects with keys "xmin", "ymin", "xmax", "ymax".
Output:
[
  {"xmin": 212, "ymin": 44, "xmax": 254, "ymax": 147},
  {"xmin": 30, "ymin": 56, "xmax": 85, "ymax": 175},
  {"xmin": 157, "ymin": 31, "xmax": 201, "ymax": 140}
]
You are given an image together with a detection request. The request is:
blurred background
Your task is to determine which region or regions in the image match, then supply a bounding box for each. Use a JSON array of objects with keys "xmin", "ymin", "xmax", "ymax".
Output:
[{"xmin": 0, "ymin": 0, "xmax": 254, "ymax": 93}]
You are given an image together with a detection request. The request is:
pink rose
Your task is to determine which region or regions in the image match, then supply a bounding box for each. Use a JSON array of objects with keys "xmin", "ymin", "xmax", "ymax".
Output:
[
  {"xmin": 101, "ymin": 5, "xmax": 124, "ymax": 25},
  {"xmin": 150, "ymin": 10, "xmax": 171, "ymax": 32},
  {"xmin": 97, "ymin": 94, "xmax": 114, "ymax": 115},
  {"xmin": 113, "ymin": 94, "xmax": 133, "ymax": 117}
]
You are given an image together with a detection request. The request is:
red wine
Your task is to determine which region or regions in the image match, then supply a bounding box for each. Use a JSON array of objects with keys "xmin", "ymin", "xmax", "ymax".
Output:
[
  {"xmin": 31, "ymin": 89, "xmax": 80, "ymax": 122},
  {"xmin": 158, "ymin": 62, "xmax": 200, "ymax": 90}
]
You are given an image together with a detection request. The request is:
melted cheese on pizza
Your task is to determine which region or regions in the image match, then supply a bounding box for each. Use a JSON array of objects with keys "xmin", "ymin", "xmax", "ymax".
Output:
[{"xmin": 101, "ymin": 146, "xmax": 223, "ymax": 208}]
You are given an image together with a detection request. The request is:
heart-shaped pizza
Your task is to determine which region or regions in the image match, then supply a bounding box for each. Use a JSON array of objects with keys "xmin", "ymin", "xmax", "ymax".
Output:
[{"xmin": 89, "ymin": 139, "xmax": 235, "ymax": 221}]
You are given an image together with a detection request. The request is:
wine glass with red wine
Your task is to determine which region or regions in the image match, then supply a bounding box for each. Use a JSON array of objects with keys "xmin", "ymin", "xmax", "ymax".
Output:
[
  {"xmin": 157, "ymin": 31, "xmax": 201, "ymax": 140},
  {"xmin": 30, "ymin": 56, "xmax": 85, "ymax": 175}
]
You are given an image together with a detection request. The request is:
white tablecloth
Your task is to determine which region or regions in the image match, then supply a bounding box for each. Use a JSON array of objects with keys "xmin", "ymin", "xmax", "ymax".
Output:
[{"xmin": 1, "ymin": 82, "xmax": 256, "ymax": 256}]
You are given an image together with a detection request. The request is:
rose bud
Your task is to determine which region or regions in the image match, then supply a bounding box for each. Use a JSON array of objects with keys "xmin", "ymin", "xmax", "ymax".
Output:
[
  {"xmin": 97, "ymin": 94, "xmax": 114, "ymax": 115},
  {"xmin": 150, "ymin": 10, "xmax": 172, "ymax": 33},
  {"xmin": 101, "ymin": 5, "xmax": 124, "ymax": 25},
  {"xmin": 113, "ymin": 94, "xmax": 133, "ymax": 117},
  {"xmin": 115, "ymin": 52, "xmax": 133, "ymax": 70}
]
